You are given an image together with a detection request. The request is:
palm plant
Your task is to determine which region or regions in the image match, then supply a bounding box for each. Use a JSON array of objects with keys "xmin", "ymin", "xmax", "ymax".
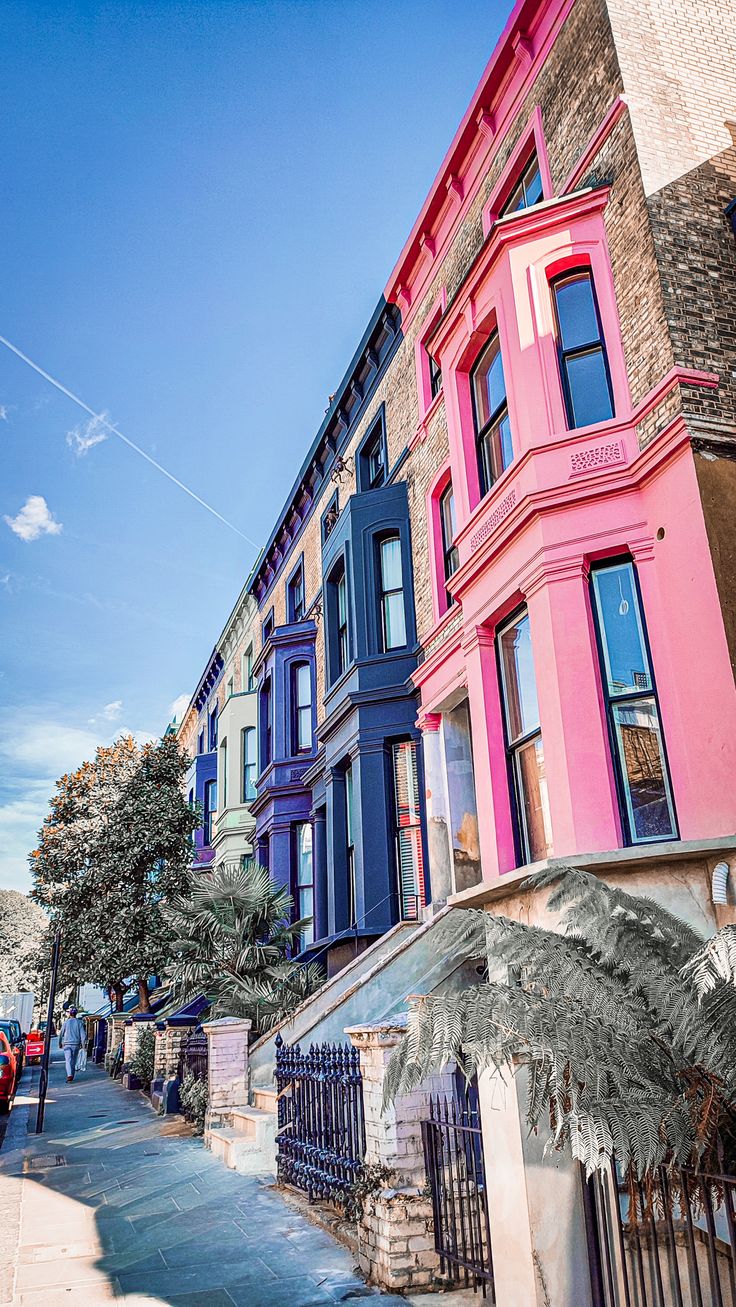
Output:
[
  {"xmin": 164, "ymin": 860, "xmax": 324, "ymax": 1034},
  {"xmin": 385, "ymin": 865, "xmax": 736, "ymax": 1180}
]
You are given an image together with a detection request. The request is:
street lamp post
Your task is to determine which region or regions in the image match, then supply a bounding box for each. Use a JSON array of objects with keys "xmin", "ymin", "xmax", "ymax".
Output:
[{"xmin": 35, "ymin": 927, "xmax": 61, "ymax": 1134}]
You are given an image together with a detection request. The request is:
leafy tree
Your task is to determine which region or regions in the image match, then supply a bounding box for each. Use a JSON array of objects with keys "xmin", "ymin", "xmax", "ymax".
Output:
[
  {"xmin": 32, "ymin": 734, "xmax": 197, "ymax": 1011},
  {"xmin": 385, "ymin": 866, "xmax": 736, "ymax": 1181},
  {"xmin": 164, "ymin": 860, "xmax": 324, "ymax": 1034},
  {"xmin": 0, "ymin": 890, "xmax": 48, "ymax": 994}
]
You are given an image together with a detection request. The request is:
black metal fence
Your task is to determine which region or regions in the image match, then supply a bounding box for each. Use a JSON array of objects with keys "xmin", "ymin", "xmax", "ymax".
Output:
[
  {"xmin": 587, "ymin": 1163, "xmax": 736, "ymax": 1307},
  {"xmin": 274, "ymin": 1034, "xmax": 366, "ymax": 1210},
  {"xmin": 422, "ymin": 1094, "xmax": 495, "ymax": 1299},
  {"xmin": 178, "ymin": 1026, "xmax": 208, "ymax": 1084}
]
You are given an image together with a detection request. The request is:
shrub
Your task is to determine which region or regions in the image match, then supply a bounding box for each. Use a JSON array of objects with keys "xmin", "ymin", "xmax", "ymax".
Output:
[
  {"xmin": 129, "ymin": 1025, "xmax": 156, "ymax": 1088},
  {"xmin": 179, "ymin": 1072, "xmax": 208, "ymax": 1135}
]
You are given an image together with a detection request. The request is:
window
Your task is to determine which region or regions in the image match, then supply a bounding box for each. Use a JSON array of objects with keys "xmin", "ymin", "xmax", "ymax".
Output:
[
  {"xmin": 294, "ymin": 823, "xmax": 314, "ymax": 949},
  {"xmin": 226, "ymin": 677, "xmax": 234, "ymax": 699},
  {"xmin": 287, "ymin": 562, "xmax": 305, "ymax": 623},
  {"xmin": 197, "ymin": 730, "xmax": 204, "ymax": 755},
  {"xmin": 322, "ymin": 492, "xmax": 339, "ymax": 544},
  {"xmin": 552, "ymin": 270, "xmax": 614, "ymax": 429},
  {"xmin": 498, "ymin": 610, "xmax": 553, "ymax": 865},
  {"xmin": 242, "ymin": 646, "xmax": 255, "ymax": 692},
  {"xmin": 439, "ymin": 482, "xmax": 459, "ymax": 605},
  {"xmin": 379, "ymin": 536, "xmax": 407, "ymax": 651},
  {"xmin": 208, "ymin": 704, "xmax": 218, "ymax": 751},
  {"xmin": 471, "ymin": 331, "xmax": 514, "ymax": 497},
  {"xmin": 428, "ymin": 350, "xmax": 442, "ymax": 401},
  {"xmin": 345, "ymin": 763, "xmax": 356, "ymax": 927},
  {"xmin": 220, "ymin": 738, "xmax": 228, "ymax": 808},
  {"xmin": 262, "ymin": 609, "xmax": 274, "ymax": 643},
  {"xmin": 392, "ymin": 741, "xmax": 426, "ymax": 920},
  {"xmin": 330, "ymin": 560, "xmax": 350, "ymax": 680},
  {"xmin": 591, "ymin": 561, "xmax": 676, "ymax": 844},
  {"xmin": 500, "ymin": 151, "xmax": 544, "ymax": 215},
  {"xmin": 357, "ymin": 415, "xmax": 387, "ymax": 491},
  {"xmin": 261, "ymin": 677, "xmax": 272, "ymax": 766},
  {"xmin": 203, "ymin": 779, "xmax": 217, "ymax": 846},
  {"xmin": 242, "ymin": 727, "xmax": 257, "ymax": 801},
  {"xmin": 292, "ymin": 662, "xmax": 312, "ymax": 753}
]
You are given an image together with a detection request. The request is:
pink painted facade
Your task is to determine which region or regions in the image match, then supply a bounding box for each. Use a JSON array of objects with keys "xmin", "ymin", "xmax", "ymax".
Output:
[{"xmin": 387, "ymin": 4, "xmax": 736, "ymax": 887}]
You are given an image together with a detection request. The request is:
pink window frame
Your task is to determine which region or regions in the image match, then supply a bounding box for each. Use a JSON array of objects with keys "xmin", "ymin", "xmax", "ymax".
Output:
[
  {"xmin": 453, "ymin": 299, "xmax": 518, "ymax": 516},
  {"xmin": 427, "ymin": 462, "xmax": 456, "ymax": 624},
  {"xmin": 482, "ymin": 106, "xmax": 554, "ymax": 238},
  {"xmin": 415, "ymin": 288, "xmax": 447, "ymax": 420}
]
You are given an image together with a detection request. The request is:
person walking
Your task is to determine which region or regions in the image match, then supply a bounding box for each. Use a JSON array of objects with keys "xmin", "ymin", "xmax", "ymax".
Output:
[{"xmin": 59, "ymin": 1007, "xmax": 85, "ymax": 1082}]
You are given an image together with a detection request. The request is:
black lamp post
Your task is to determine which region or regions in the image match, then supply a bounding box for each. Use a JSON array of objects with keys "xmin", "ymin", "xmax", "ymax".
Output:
[{"xmin": 35, "ymin": 928, "xmax": 61, "ymax": 1134}]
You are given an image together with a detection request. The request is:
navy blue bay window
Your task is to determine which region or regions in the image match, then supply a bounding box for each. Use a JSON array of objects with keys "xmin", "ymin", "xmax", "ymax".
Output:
[
  {"xmin": 203, "ymin": 778, "xmax": 217, "ymax": 846},
  {"xmin": 552, "ymin": 270, "xmax": 614, "ymax": 429},
  {"xmin": 261, "ymin": 676, "xmax": 273, "ymax": 766},
  {"xmin": 242, "ymin": 726, "xmax": 257, "ymax": 801},
  {"xmin": 378, "ymin": 535, "xmax": 407, "ymax": 651},
  {"xmin": 294, "ymin": 822, "xmax": 314, "ymax": 949},
  {"xmin": 471, "ymin": 330, "xmax": 514, "ymax": 497},
  {"xmin": 591, "ymin": 560, "xmax": 677, "ymax": 844}
]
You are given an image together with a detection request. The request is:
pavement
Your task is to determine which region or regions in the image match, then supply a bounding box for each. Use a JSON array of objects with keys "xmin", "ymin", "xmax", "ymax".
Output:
[{"xmin": 0, "ymin": 1045, "xmax": 475, "ymax": 1307}]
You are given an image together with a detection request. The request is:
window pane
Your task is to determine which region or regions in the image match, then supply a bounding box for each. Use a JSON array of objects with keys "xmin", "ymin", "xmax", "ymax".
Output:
[
  {"xmin": 297, "ymin": 823, "xmax": 313, "ymax": 884},
  {"xmin": 593, "ymin": 564, "xmax": 651, "ymax": 696},
  {"xmin": 566, "ymin": 349, "xmax": 613, "ymax": 428},
  {"xmin": 612, "ymin": 698, "xmax": 676, "ymax": 841},
  {"xmin": 296, "ymin": 663, "xmax": 310, "ymax": 708},
  {"xmin": 345, "ymin": 765, "xmax": 354, "ymax": 845},
  {"xmin": 383, "ymin": 591, "xmax": 407, "ymax": 649},
  {"xmin": 298, "ymin": 706, "xmax": 311, "ymax": 750},
  {"xmin": 337, "ymin": 572, "xmax": 347, "ymax": 624},
  {"xmin": 516, "ymin": 736, "xmax": 553, "ymax": 862},
  {"xmin": 555, "ymin": 275, "xmax": 601, "ymax": 350},
  {"xmin": 524, "ymin": 163, "xmax": 543, "ymax": 206},
  {"xmin": 499, "ymin": 613, "xmax": 540, "ymax": 742},
  {"xmin": 392, "ymin": 741, "xmax": 426, "ymax": 918},
  {"xmin": 380, "ymin": 537, "xmax": 403, "ymax": 591},
  {"xmin": 473, "ymin": 334, "xmax": 507, "ymax": 429},
  {"xmin": 480, "ymin": 412, "xmax": 514, "ymax": 490}
]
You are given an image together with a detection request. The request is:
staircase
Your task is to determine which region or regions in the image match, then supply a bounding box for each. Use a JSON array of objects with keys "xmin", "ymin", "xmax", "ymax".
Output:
[{"xmin": 206, "ymin": 1087, "xmax": 278, "ymax": 1176}]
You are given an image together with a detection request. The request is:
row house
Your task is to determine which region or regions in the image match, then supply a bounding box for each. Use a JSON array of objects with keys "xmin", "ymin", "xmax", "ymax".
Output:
[{"xmin": 176, "ymin": 0, "xmax": 736, "ymax": 990}]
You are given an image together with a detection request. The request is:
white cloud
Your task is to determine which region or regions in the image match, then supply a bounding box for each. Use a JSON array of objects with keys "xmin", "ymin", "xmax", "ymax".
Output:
[
  {"xmin": 4, "ymin": 495, "xmax": 62, "ymax": 542},
  {"xmin": 0, "ymin": 405, "xmax": 9, "ymax": 421},
  {"xmin": 169, "ymin": 693, "xmax": 190, "ymax": 723},
  {"xmin": 66, "ymin": 413, "xmax": 108, "ymax": 457},
  {"xmin": 102, "ymin": 700, "xmax": 123, "ymax": 721}
]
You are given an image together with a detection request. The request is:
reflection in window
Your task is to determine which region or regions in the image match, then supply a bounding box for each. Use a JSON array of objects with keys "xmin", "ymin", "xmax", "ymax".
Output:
[
  {"xmin": 500, "ymin": 152, "xmax": 544, "ymax": 215},
  {"xmin": 242, "ymin": 727, "xmax": 257, "ymax": 801},
  {"xmin": 439, "ymin": 481, "xmax": 459, "ymax": 607},
  {"xmin": 592, "ymin": 562, "xmax": 676, "ymax": 843},
  {"xmin": 292, "ymin": 662, "xmax": 312, "ymax": 753},
  {"xmin": 471, "ymin": 331, "xmax": 514, "ymax": 497},
  {"xmin": 552, "ymin": 271, "xmax": 613, "ymax": 429},
  {"xmin": 379, "ymin": 536, "xmax": 407, "ymax": 650},
  {"xmin": 295, "ymin": 822, "xmax": 314, "ymax": 949},
  {"xmin": 498, "ymin": 611, "xmax": 553, "ymax": 865}
]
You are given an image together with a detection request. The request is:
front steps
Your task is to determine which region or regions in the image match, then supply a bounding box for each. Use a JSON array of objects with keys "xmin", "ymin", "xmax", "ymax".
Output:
[{"xmin": 205, "ymin": 1087, "xmax": 278, "ymax": 1175}]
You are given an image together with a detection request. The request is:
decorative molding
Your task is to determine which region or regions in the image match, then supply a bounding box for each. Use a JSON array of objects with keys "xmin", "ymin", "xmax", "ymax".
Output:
[
  {"xmin": 419, "ymin": 231, "xmax": 436, "ymax": 259},
  {"xmin": 469, "ymin": 489, "xmax": 518, "ymax": 551},
  {"xmin": 417, "ymin": 712, "xmax": 442, "ymax": 733},
  {"xmin": 289, "ymin": 767, "xmax": 308, "ymax": 783},
  {"xmin": 512, "ymin": 31, "xmax": 534, "ymax": 69},
  {"xmin": 476, "ymin": 108, "xmax": 495, "ymax": 140},
  {"xmin": 446, "ymin": 174, "xmax": 464, "ymax": 204},
  {"xmin": 569, "ymin": 440, "xmax": 625, "ymax": 476}
]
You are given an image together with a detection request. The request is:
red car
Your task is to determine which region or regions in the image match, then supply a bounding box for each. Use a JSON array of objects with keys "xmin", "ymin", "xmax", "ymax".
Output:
[{"xmin": 0, "ymin": 1030, "xmax": 18, "ymax": 1113}]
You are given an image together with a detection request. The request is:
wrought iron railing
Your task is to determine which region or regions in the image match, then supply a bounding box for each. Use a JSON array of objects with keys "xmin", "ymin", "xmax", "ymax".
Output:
[
  {"xmin": 587, "ymin": 1163, "xmax": 736, "ymax": 1306},
  {"xmin": 422, "ymin": 1094, "xmax": 494, "ymax": 1298},
  {"xmin": 274, "ymin": 1034, "xmax": 365, "ymax": 1210},
  {"xmin": 178, "ymin": 1026, "xmax": 208, "ymax": 1084}
]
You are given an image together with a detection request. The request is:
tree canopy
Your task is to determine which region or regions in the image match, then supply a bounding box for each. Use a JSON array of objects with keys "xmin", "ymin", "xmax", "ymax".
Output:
[
  {"xmin": 31, "ymin": 733, "xmax": 197, "ymax": 1010},
  {"xmin": 0, "ymin": 890, "xmax": 48, "ymax": 995},
  {"xmin": 385, "ymin": 866, "xmax": 736, "ymax": 1181}
]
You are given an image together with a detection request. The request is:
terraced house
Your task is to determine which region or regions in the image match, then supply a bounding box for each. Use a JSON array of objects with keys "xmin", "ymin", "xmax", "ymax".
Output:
[{"xmin": 178, "ymin": 0, "xmax": 736, "ymax": 1297}]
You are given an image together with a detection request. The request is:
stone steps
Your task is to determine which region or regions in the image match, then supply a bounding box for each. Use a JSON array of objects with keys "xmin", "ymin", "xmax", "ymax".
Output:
[{"xmin": 207, "ymin": 1123, "xmax": 277, "ymax": 1176}]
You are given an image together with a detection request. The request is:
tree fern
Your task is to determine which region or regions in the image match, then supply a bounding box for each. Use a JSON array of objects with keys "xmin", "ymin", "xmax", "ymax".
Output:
[{"xmin": 385, "ymin": 866, "xmax": 736, "ymax": 1180}]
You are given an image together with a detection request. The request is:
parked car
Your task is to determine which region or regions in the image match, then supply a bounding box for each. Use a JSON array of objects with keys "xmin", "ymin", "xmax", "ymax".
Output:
[
  {"xmin": 0, "ymin": 1030, "xmax": 18, "ymax": 1112},
  {"xmin": 24, "ymin": 1027, "xmax": 46, "ymax": 1065},
  {"xmin": 0, "ymin": 1019, "xmax": 25, "ymax": 1075}
]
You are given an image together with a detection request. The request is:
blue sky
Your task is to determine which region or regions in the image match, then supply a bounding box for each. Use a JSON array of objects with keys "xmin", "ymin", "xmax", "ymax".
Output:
[{"xmin": 0, "ymin": 0, "xmax": 510, "ymax": 891}]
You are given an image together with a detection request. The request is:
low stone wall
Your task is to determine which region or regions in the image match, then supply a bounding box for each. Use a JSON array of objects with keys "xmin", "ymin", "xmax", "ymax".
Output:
[{"xmin": 202, "ymin": 1017, "xmax": 251, "ymax": 1132}]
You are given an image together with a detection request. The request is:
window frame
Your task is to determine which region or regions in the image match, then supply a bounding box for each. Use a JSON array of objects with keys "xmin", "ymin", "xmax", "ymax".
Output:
[
  {"xmin": 439, "ymin": 481, "xmax": 459, "ymax": 608},
  {"xmin": 261, "ymin": 608, "xmax": 274, "ymax": 644},
  {"xmin": 482, "ymin": 106, "xmax": 553, "ymax": 236},
  {"xmin": 242, "ymin": 726, "xmax": 257, "ymax": 802},
  {"xmin": 242, "ymin": 645, "xmax": 255, "ymax": 692},
  {"xmin": 286, "ymin": 557, "xmax": 306, "ymax": 623},
  {"xmin": 345, "ymin": 762, "xmax": 356, "ymax": 928},
  {"xmin": 498, "ymin": 150, "xmax": 544, "ymax": 217},
  {"xmin": 496, "ymin": 607, "xmax": 552, "ymax": 867},
  {"xmin": 357, "ymin": 409, "xmax": 387, "ymax": 492},
  {"xmin": 261, "ymin": 675, "xmax": 273, "ymax": 767},
  {"xmin": 293, "ymin": 821, "xmax": 315, "ymax": 950},
  {"xmin": 203, "ymin": 778, "xmax": 217, "ymax": 846},
  {"xmin": 208, "ymin": 704, "xmax": 218, "ymax": 751},
  {"xmin": 321, "ymin": 491, "xmax": 339, "ymax": 545},
  {"xmin": 590, "ymin": 558, "xmax": 678, "ymax": 846},
  {"xmin": 327, "ymin": 555, "xmax": 350, "ymax": 684},
  {"xmin": 391, "ymin": 738, "xmax": 426, "ymax": 921},
  {"xmin": 291, "ymin": 660, "xmax": 313, "ymax": 755},
  {"xmin": 470, "ymin": 328, "xmax": 514, "ymax": 499},
  {"xmin": 377, "ymin": 533, "xmax": 408, "ymax": 653},
  {"xmin": 551, "ymin": 268, "xmax": 614, "ymax": 430},
  {"xmin": 415, "ymin": 289, "xmax": 447, "ymax": 422}
]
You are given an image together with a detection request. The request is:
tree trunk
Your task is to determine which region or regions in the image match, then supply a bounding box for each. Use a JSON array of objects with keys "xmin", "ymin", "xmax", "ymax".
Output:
[
  {"xmin": 110, "ymin": 983, "xmax": 124, "ymax": 1011},
  {"xmin": 137, "ymin": 977, "xmax": 151, "ymax": 1013}
]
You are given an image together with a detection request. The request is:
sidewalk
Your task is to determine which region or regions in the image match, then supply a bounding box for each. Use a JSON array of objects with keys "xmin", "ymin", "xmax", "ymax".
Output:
[{"xmin": 0, "ymin": 1048, "xmax": 470, "ymax": 1307}]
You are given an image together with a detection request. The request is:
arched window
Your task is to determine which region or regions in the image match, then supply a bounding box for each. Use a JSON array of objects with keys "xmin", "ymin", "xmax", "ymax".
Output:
[
  {"xmin": 471, "ymin": 330, "xmax": 513, "ymax": 497},
  {"xmin": 551, "ymin": 269, "xmax": 613, "ymax": 429}
]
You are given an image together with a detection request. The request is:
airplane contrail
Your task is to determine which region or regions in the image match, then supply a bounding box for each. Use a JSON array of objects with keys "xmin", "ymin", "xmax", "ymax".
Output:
[{"xmin": 0, "ymin": 334, "xmax": 259, "ymax": 548}]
